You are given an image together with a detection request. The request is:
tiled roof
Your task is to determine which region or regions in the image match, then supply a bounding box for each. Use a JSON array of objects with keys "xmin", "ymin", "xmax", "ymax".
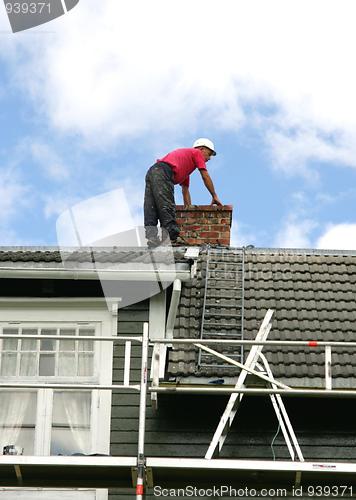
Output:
[
  {"xmin": 0, "ymin": 247, "xmax": 186, "ymax": 266},
  {"xmin": 168, "ymin": 248, "xmax": 356, "ymax": 388},
  {"xmin": 0, "ymin": 250, "xmax": 62, "ymax": 262}
]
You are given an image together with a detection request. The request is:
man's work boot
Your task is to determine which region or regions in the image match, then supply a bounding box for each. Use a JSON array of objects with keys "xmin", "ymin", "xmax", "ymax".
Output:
[
  {"xmin": 146, "ymin": 237, "xmax": 161, "ymax": 248},
  {"xmin": 171, "ymin": 235, "xmax": 188, "ymax": 246}
]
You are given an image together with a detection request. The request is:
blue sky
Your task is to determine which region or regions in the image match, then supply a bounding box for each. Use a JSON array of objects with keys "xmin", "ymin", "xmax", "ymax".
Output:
[{"xmin": 1, "ymin": 0, "xmax": 356, "ymax": 249}]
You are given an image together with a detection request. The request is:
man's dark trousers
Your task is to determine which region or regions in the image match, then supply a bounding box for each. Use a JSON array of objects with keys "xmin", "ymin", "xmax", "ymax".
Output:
[{"xmin": 144, "ymin": 162, "xmax": 180, "ymax": 241}]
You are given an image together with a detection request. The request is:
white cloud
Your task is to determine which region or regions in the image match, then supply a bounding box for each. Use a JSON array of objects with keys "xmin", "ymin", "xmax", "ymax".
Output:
[
  {"xmin": 0, "ymin": 169, "xmax": 29, "ymax": 221},
  {"xmin": 317, "ymin": 223, "xmax": 356, "ymax": 250},
  {"xmin": 0, "ymin": 167, "xmax": 33, "ymax": 244},
  {"xmin": 43, "ymin": 192, "xmax": 77, "ymax": 219},
  {"xmin": 266, "ymin": 129, "xmax": 356, "ymax": 176},
  {"xmin": 4, "ymin": 0, "xmax": 356, "ymax": 172},
  {"xmin": 274, "ymin": 216, "xmax": 317, "ymax": 248},
  {"xmin": 56, "ymin": 188, "xmax": 137, "ymax": 246},
  {"xmin": 31, "ymin": 142, "xmax": 69, "ymax": 180},
  {"xmin": 230, "ymin": 220, "xmax": 258, "ymax": 248},
  {"xmin": 0, "ymin": 227, "xmax": 44, "ymax": 246},
  {"xmin": 100, "ymin": 175, "xmax": 143, "ymax": 224}
]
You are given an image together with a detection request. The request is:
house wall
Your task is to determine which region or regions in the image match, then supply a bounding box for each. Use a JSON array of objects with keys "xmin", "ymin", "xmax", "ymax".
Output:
[
  {"xmin": 110, "ymin": 392, "xmax": 356, "ymax": 498},
  {"xmin": 109, "ymin": 299, "xmax": 356, "ymax": 497},
  {"xmin": 2, "ymin": 276, "xmax": 352, "ymax": 499}
]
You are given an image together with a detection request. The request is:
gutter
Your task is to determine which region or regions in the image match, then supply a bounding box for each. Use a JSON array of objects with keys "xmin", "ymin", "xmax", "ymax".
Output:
[{"xmin": 0, "ymin": 265, "xmax": 192, "ymax": 282}]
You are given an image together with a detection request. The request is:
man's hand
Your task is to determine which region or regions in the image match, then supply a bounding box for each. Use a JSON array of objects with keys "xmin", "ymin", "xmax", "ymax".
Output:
[
  {"xmin": 200, "ymin": 170, "xmax": 223, "ymax": 206},
  {"xmin": 210, "ymin": 195, "xmax": 223, "ymax": 206}
]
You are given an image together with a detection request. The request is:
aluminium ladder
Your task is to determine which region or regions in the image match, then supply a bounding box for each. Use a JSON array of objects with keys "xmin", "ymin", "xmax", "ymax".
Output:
[
  {"xmin": 198, "ymin": 248, "xmax": 245, "ymax": 370},
  {"xmin": 205, "ymin": 309, "xmax": 304, "ymax": 461}
]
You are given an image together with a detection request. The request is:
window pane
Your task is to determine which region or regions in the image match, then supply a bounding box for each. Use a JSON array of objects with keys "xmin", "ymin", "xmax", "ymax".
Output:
[
  {"xmin": 3, "ymin": 328, "xmax": 19, "ymax": 334},
  {"xmin": 59, "ymin": 328, "xmax": 76, "ymax": 335},
  {"xmin": 3, "ymin": 328, "xmax": 19, "ymax": 351},
  {"xmin": 0, "ymin": 491, "xmax": 96, "ymax": 499},
  {"xmin": 2, "ymin": 339, "xmax": 17, "ymax": 350},
  {"xmin": 21, "ymin": 339, "xmax": 37, "ymax": 350},
  {"xmin": 20, "ymin": 353, "xmax": 37, "ymax": 376},
  {"xmin": 58, "ymin": 353, "xmax": 76, "ymax": 376},
  {"xmin": 59, "ymin": 328, "xmax": 75, "ymax": 351},
  {"xmin": 14, "ymin": 427, "xmax": 35, "ymax": 455},
  {"xmin": 51, "ymin": 392, "xmax": 91, "ymax": 455},
  {"xmin": 78, "ymin": 354, "xmax": 93, "ymax": 376},
  {"xmin": 39, "ymin": 354, "xmax": 55, "ymax": 376},
  {"xmin": 59, "ymin": 339, "xmax": 75, "ymax": 351},
  {"xmin": 40, "ymin": 328, "xmax": 56, "ymax": 351},
  {"xmin": 78, "ymin": 328, "xmax": 95, "ymax": 352},
  {"xmin": 78, "ymin": 328, "xmax": 95, "ymax": 336},
  {"xmin": 0, "ymin": 391, "xmax": 36, "ymax": 456},
  {"xmin": 0, "ymin": 354, "xmax": 17, "ymax": 376},
  {"xmin": 21, "ymin": 329, "xmax": 38, "ymax": 351}
]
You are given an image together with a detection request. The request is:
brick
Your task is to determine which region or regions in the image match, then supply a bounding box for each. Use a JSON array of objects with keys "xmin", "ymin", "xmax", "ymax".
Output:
[
  {"xmin": 208, "ymin": 224, "xmax": 226, "ymax": 232},
  {"xmin": 176, "ymin": 204, "xmax": 233, "ymax": 212},
  {"xmin": 217, "ymin": 238, "xmax": 230, "ymax": 246},
  {"xmin": 199, "ymin": 231, "xmax": 220, "ymax": 239},
  {"xmin": 218, "ymin": 231, "xmax": 231, "ymax": 239},
  {"xmin": 185, "ymin": 238, "xmax": 200, "ymax": 245},
  {"xmin": 175, "ymin": 204, "xmax": 232, "ymax": 247}
]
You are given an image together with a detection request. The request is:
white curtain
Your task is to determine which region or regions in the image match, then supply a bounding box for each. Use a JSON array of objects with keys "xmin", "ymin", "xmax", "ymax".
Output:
[
  {"xmin": 0, "ymin": 490, "xmax": 97, "ymax": 499},
  {"xmin": 0, "ymin": 392, "xmax": 31, "ymax": 451},
  {"xmin": 55, "ymin": 392, "xmax": 91, "ymax": 454}
]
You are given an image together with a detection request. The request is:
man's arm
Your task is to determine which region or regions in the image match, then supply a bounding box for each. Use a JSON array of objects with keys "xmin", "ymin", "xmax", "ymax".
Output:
[
  {"xmin": 182, "ymin": 185, "xmax": 192, "ymax": 206},
  {"xmin": 199, "ymin": 169, "xmax": 223, "ymax": 206}
]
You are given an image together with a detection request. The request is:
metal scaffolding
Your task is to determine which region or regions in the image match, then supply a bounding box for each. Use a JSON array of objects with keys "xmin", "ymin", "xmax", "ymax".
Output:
[{"xmin": 2, "ymin": 312, "xmax": 356, "ymax": 497}]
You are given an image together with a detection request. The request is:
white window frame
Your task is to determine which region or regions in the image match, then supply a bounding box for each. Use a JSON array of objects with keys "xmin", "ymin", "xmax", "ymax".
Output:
[
  {"xmin": 0, "ymin": 321, "xmax": 100, "ymax": 382},
  {"xmin": 0, "ymin": 298, "xmax": 119, "ymax": 500},
  {"xmin": 0, "ymin": 489, "xmax": 108, "ymax": 500}
]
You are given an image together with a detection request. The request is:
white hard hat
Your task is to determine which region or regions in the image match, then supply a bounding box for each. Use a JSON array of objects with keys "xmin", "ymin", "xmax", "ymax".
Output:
[{"xmin": 193, "ymin": 138, "xmax": 216, "ymax": 156}]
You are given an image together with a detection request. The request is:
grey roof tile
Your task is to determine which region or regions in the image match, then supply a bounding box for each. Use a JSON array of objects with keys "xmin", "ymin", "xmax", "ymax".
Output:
[{"xmin": 0, "ymin": 247, "xmax": 187, "ymax": 265}]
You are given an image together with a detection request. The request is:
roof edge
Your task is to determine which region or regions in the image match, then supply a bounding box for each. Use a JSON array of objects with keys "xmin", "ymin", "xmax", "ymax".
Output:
[{"xmin": 0, "ymin": 245, "xmax": 355, "ymax": 257}]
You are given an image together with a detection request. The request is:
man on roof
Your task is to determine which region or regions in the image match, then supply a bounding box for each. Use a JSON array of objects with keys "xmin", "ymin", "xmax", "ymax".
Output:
[{"xmin": 144, "ymin": 138, "xmax": 223, "ymax": 247}]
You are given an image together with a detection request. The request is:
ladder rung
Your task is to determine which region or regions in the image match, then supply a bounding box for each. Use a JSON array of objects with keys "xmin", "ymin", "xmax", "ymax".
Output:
[
  {"xmin": 201, "ymin": 353, "xmax": 243, "ymax": 360},
  {"xmin": 207, "ymin": 277, "xmax": 242, "ymax": 282},
  {"xmin": 201, "ymin": 330, "xmax": 241, "ymax": 340},
  {"xmin": 200, "ymin": 361, "xmax": 243, "ymax": 369},
  {"xmin": 200, "ymin": 365, "xmax": 242, "ymax": 370},
  {"xmin": 201, "ymin": 351, "xmax": 243, "ymax": 358},
  {"xmin": 200, "ymin": 360, "xmax": 245, "ymax": 373},
  {"xmin": 209, "ymin": 260, "xmax": 242, "ymax": 266},
  {"xmin": 206, "ymin": 285, "xmax": 244, "ymax": 290},
  {"xmin": 207, "ymin": 269, "xmax": 243, "ymax": 274},
  {"xmin": 204, "ymin": 321, "xmax": 241, "ymax": 329},
  {"xmin": 204, "ymin": 312, "xmax": 242, "ymax": 318},
  {"xmin": 205, "ymin": 302, "xmax": 242, "ymax": 308},
  {"xmin": 202, "ymin": 329, "xmax": 242, "ymax": 336}
]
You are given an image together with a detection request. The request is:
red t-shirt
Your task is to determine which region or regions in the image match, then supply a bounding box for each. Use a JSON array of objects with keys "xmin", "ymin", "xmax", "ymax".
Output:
[{"xmin": 158, "ymin": 148, "xmax": 207, "ymax": 187}]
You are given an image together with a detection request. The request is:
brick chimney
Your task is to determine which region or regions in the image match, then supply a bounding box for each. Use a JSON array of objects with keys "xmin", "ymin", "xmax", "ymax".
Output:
[{"xmin": 175, "ymin": 205, "xmax": 233, "ymax": 246}]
